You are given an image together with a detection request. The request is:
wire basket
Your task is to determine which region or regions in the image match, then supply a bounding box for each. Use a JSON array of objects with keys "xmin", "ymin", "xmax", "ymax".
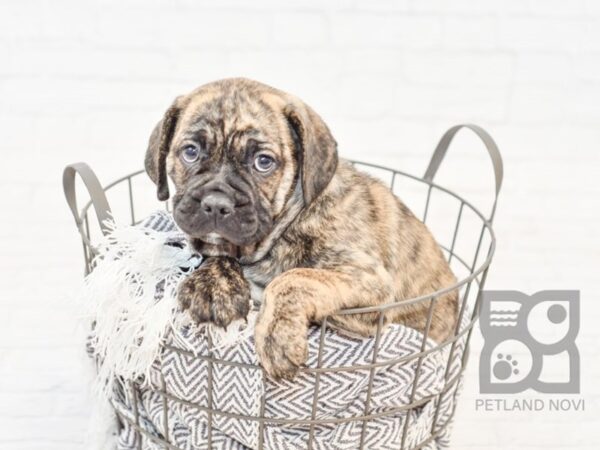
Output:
[{"xmin": 63, "ymin": 124, "xmax": 502, "ymax": 450}]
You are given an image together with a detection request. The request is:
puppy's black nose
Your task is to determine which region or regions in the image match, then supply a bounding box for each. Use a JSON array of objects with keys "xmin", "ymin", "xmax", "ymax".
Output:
[{"xmin": 200, "ymin": 192, "xmax": 234, "ymax": 218}]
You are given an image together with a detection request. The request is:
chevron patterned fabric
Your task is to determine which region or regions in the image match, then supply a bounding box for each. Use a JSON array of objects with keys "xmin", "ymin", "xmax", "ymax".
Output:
[{"xmin": 95, "ymin": 211, "xmax": 468, "ymax": 450}]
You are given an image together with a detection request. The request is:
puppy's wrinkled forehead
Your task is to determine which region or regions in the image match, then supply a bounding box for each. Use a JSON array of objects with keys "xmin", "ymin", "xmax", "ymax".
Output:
[{"xmin": 174, "ymin": 82, "xmax": 290, "ymax": 157}]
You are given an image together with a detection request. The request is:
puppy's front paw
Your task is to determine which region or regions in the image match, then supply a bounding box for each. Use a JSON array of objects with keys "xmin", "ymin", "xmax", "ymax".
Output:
[
  {"xmin": 255, "ymin": 313, "xmax": 308, "ymax": 381},
  {"xmin": 178, "ymin": 256, "xmax": 250, "ymax": 329}
]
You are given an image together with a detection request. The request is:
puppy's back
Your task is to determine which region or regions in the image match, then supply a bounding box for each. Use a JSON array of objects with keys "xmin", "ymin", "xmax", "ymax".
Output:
[{"xmin": 335, "ymin": 161, "xmax": 459, "ymax": 341}]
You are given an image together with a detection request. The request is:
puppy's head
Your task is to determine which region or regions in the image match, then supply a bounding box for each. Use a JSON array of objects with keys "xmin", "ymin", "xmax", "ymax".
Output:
[{"xmin": 145, "ymin": 78, "xmax": 338, "ymax": 252}]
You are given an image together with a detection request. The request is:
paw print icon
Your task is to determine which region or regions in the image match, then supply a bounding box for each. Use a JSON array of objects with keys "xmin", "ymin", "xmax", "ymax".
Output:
[{"xmin": 479, "ymin": 290, "xmax": 579, "ymax": 394}]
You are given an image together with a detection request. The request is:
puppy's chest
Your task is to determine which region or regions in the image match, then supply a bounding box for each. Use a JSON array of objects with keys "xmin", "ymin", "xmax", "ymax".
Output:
[
  {"xmin": 242, "ymin": 238, "xmax": 306, "ymax": 304},
  {"xmin": 242, "ymin": 254, "xmax": 287, "ymax": 303},
  {"xmin": 242, "ymin": 260, "xmax": 277, "ymax": 307}
]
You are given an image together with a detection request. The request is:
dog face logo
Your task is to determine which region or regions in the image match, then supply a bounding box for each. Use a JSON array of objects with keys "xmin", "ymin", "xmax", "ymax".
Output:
[{"xmin": 479, "ymin": 290, "xmax": 580, "ymax": 394}]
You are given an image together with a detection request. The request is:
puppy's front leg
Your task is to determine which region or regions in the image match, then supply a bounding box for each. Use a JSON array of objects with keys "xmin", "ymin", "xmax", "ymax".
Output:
[
  {"xmin": 255, "ymin": 266, "xmax": 392, "ymax": 380},
  {"xmin": 178, "ymin": 256, "xmax": 251, "ymax": 329}
]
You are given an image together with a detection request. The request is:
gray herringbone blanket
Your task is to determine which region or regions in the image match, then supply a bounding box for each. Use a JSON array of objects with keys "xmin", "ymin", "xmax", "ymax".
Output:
[{"xmin": 96, "ymin": 211, "xmax": 467, "ymax": 450}]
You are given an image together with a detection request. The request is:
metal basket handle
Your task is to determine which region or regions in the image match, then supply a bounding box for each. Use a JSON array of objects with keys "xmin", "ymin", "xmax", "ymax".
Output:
[
  {"xmin": 424, "ymin": 124, "xmax": 503, "ymax": 222},
  {"xmin": 63, "ymin": 162, "xmax": 113, "ymax": 245}
]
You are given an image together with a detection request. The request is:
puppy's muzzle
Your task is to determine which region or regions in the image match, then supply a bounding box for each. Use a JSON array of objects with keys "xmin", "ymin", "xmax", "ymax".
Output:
[{"xmin": 174, "ymin": 178, "xmax": 264, "ymax": 246}]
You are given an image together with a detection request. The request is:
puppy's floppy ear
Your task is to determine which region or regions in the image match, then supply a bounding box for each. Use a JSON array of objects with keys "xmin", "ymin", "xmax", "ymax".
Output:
[
  {"xmin": 284, "ymin": 101, "xmax": 338, "ymax": 205},
  {"xmin": 145, "ymin": 96, "xmax": 185, "ymax": 201}
]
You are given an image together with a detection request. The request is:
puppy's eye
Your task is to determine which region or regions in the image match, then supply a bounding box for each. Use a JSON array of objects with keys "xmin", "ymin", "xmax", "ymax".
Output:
[
  {"xmin": 254, "ymin": 153, "xmax": 275, "ymax": 173},
  {"xmin": 181, "ymin": 145, "xmax": 200, "ymax": 163}
]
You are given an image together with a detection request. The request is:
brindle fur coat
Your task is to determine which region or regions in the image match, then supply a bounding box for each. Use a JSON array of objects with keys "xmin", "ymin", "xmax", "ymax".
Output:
[{"xmin": 145, "ymin": 78, "xmax": 458, "ymax": 380}]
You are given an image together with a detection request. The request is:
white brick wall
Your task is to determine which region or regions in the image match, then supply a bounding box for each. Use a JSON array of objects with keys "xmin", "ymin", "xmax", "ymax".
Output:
[{"xmin": 1, "ymin": 0, "xmax": 598, "ymax": 448}]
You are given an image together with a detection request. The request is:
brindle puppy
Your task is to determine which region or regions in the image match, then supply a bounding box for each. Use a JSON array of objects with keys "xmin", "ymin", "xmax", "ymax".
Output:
[{"xmin": 145, "ymin": 78, "xmax": 458, "ymax": 380}]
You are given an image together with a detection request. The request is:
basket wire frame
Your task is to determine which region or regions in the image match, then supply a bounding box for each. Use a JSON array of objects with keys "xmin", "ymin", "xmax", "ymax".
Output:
[{"xmin": 64, "ymin": 125, "xmax": 502, "ymax": 450}]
